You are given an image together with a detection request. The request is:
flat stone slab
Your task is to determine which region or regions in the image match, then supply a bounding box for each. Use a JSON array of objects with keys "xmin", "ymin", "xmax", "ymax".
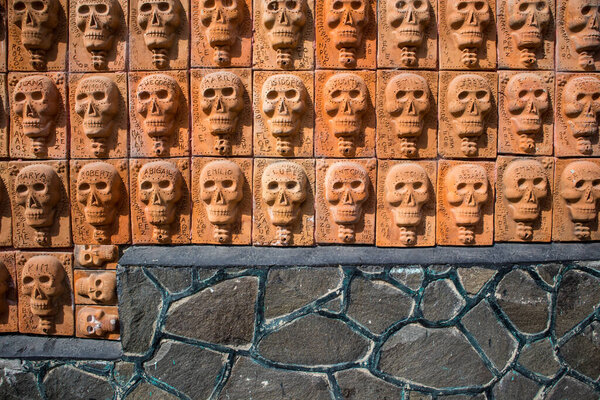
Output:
[{"xmin": 0, "ymin": 336, "xmax": 121, "ymax": 360}]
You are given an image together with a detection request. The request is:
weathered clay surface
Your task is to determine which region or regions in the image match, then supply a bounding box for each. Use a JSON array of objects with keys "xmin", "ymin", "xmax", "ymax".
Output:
[
  {"xmin": 0, "ymin": 0, "xmax": 6, "ymax": 73},
  {"xmin": 0, "ymin": 252, "xmax": 18, "ymax": 333},
  {"xmin": 75, "ymin": 305, "xmax": 119, "ymax": 339},
  {"xmin": 558, "ymin": 0, "xmax": 600, "ymax": 71},
  {"xmin": 0, "ymin": 162, "xmax": 12, "ymax": 247},
  {"xmin": 74, "ymin": 270, "xmax": 117, "ymax": 305},
  {"xmin": 74, "ymin": 244, "xmax": 118, "ymax": 269},
  {"xmin": 0, "ymin": 75, "xmax": 8, "ymax": 157}
]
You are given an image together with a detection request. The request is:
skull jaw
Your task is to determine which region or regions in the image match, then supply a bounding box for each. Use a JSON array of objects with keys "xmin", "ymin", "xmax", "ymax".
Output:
[
  {"xmin": 208, "ymin": 116, "xmax": 240, "ymax": 136},
  {"xmin": 206, "ymin": 205, "xmax": 238, "ymax": 225},
  {"xmin": 393, "ymin": 28, "xmax": 425, "ymax": 48},
  {"xmin": 451, "ymin": 29, "xmax": 484, "ymax": 50},
  {"xmin": 450, "ymin": 206, "xmax": 482, "ymax": 226},
  {"xmin": 21, "ymin": 28, "xmax": 54, "ymax": 51},
  {"xmin": 510, "ymin": 115, "xmax": 542, "ymax": 136},
  {"xmin": 508, "ymin": 203, "xmax": 540, "ymax": 222},
  {"xmin": 207, "ymin": 25, "xmax": 238, "ymax": 47},
  {"xmin": 22, "ymin": 119, "xmax": 54, "ymax": 140},
  {"xmin": 569, "ymin": 31, "xmax": 600, "ymax": 54},
  {"xmin": 83, "ymin": 32, "xmax": 117, "ymax": 52},
  {"xmin": 567, "ymin": 118, "xmax": 598, "ymax": 140},
  {"xmin": 142, "ymin": 118, "xmax": 176, "ymax": 139},
  {"xmin": 393, "ymin": 117, "xmax": 425, "ymax": 138},
  {"xmin": 267, "ymin": 29, "xmax": 302, "ymax": 50},
  {"xmin": 144, "ymin": 205, "xmax": 177, "ymax": 226},
  {"xmin": 330, "ymin": 204, "xmax": 362, "ymax": 225},
  {"xmin": 83, "ymin": 206, "xmax": 118, "ymax": 227},
  {"xmin": 24, "ymin": 208, "xmax": 56, "ymax": 229},
  {"xmin": 391, "ymin": 206, "xmax": 423, "ymax": 227},
  {"xmin": 267, "ymin": 205, "xmax": 300, "ymax": 226},
  {"xmin": 143, "ymin": 31, "xmax": 176, "ymax": 51},
  {"xmin": 268, "ymin": 116, "xmax": 301, "ymax": 137},
  {"xmin": 83, "ymin": 118, "xmax": 116, "ymax": 139},
  {"xmin": 331, "ymin": 28, "xmax": 363, "ymax": 49},
  {"xmin": 452, "ymin": 118, "xmax": 485, "ymax": 138},
  {"xmin": 566, "ymin": 205, "xmax": 598, "ymax": 223},
  {"xmin": 29, "ymin": 298, "xmax": 57, "ymax": 317},
  {"xmin": 511, "ymin": 28, "xmax": 543, "ymax": 49},
  {"xmin": 329, "ymin": 117, "xmax": 362, "ymax": 138}
]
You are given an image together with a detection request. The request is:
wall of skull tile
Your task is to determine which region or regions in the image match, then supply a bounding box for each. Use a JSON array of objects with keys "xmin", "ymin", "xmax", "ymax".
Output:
[{"xmin": 0, "ymin": 0, "xmax": 598, "ymax": 341}]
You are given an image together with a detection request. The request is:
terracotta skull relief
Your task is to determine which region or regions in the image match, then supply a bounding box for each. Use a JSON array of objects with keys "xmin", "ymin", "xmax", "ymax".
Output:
[
  {"xmin": 505, "ymin": 73, "xmax": 549, "ymax": 153},
  {"xmin": 387, "ymin": 0, "xmax": 431, "ymax": 66},
  {"xmin": 445, "ymin": 164, "xmax": 489, "ymax": 244},
  {"xmin": 325, "ymin": 0, "xmax": 369, "ymax": 67},
  {"xmin": 563, "ymin": 76, "xmax": 600, "ymax": 155},
  {"xmin": 447, "ymin": 0, "xmax": 491, "ymax": 66},
  {"xmin": 75, "ymin": 0, "xmax": 121, "ymax": 69},
  {"xmin": 385, "ymin": 73, "xmax": 431, "ymax": 157},
  {"xmin": 503, "ymin": 159, "xmax": 548, "ymax": 240},
  {"xmin": 200, "ymin": 0, "xmax": 240, "ymax": 66},
  {"xmin": 507, "ymin": 0, "xmax": 550, "ymax": 67},
  {"xmin": 261, "ymin": 161, "xmax": 308, "ymax": 245},
  {"xmin": 0, "ymin": 263, "xmax": 9, "ymax": 315},
  {"xmin": 200, "ymin": 160, "xmax": 243, "ymax": 243},
  {"xmin": 75, "ymin": 76, "xmax": 120, "ymax": 157},
  {"xmin": 137, "ymin": 0, "xmax": 182, "ymax": 68},
  {"xmin": 76, "ymin": 272, "xmax": 117, "ymax": 304},
  {"xmin": 136, "ymin": 74, "xmax": 180, "ymax": 156},
  {"xmin": 77, "ymin": 306, "xmax": 119, "ymax": 338},
  {"xmin": 263, "ymin": 0, "xmax": 307, "ymax": 68},
  {"xmin": 12, "ymin": 0, "xmax": 59, "ymax": 69},
  {"xmin": 200, "ymin": 72, "xmax": 245, "ymax": 155},
  {"xmin": 261, "ymin": 74, "xmax": 308, "ymax": 156},
  {"xmin": 21, "ymin": 255, "xmax": 65, "ymax": 334},
  {"xmin": 15, "ymin": 165, "xmax": 61, "ymax": 245},
  {"xmin": 566, "ymin": 0, "xmax": 600, "ymax": 69},
  {"xmin": 138, "ymin": 161, "xmax": 183, "ymax": 243},
  {"xmin": 560, "ymin": 160, "xmax": 600, "ymax": 240},
  {"xmin": 324, "ymin": 73, "xmax": 368, "ymax": 157},
  {"xmin": 325, "ymin": 162, "xmax": 370, "ymax": 243},
  {"xmin": 77, "ymin": 244, "xmax": 117, "ymax": 267},
  {"xmin": 448, "ymin": 74, "xmax": 492, "ymax": 157},
  {"xmin": 12, "ymin": 76, "xmax": 60, "ymax": 157},
  {"xmin": 385, "ymin": 163, "xmax": 430, "ymax": 245}
]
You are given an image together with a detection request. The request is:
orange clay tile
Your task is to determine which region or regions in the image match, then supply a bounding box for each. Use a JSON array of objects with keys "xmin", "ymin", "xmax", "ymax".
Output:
[
  {"xmin": 129, "ymin": 71, "xmax": 189, "ymax": 158},
  {"xmin": 376, "ymin": 70, "xmax": 437, "ymax": 159},
  {"xmin": 0, "ymin": 74, "xmax": 7, "ymax": 157},
  {"xmin": 192, "ymin": 157, "xmax": 252, "ymax": 245},
  {"xmin": 70, "ymin": 159, "xmax": 131, "ymax": 245},
  {"xmin": 17, "ymin": 251, "xmax": 74, "ymax": 336},
  {"xmin": 130, "ymin": 158, "xmax": 191, "ymax": 244},
  {"xmin": 0, "ymin": 0, "xmax": 5, "ymax": 72},
  {"xmin": 438, "ymin": 71, "xmax": 497, "ymax": 159},
  {"xmin": 557, "ymin": 0, "xmax": 600, "ymax": 71},
  {"xmin": 69, "ymin": 72, "xmax": 128, "ymax": 159},
  {"xmin": 254, "ymin": 71, "xmax": 314, "ymax": 157},
  {"xmin": 76, "ymin": 305, "xmax": 119, "ymax": 340},
  {"xmin": 74, "ymin": 244, "xmax": 119, "ymax": 269},
  {"xmin": 8, "ymin": 72, "xmax": 67, "ymax": 159},
  {"xmin": 0, "ymin": 251, "xmax": 18, "ymax": 333},
  {"xmin": 316, "ymin": 159, "xmax": 376, "ymax": 244},
  {"xmin": 192, "ymin": 69, "xmax": 253, "ymax": 156},
  {"xmin": 437, "ymin": 160, "xmax": 495, "ymax": 246},
  {"xmin": 253, "ymin": 158, "xmax": 315, "ymax": 246},
  {"xmin": 0, "ymin": 162, "xmax": 12, "ymax": 247},
  {"xmin": 495, "ymin": 156, "xmax": 553, "ymax": 242},
  {"xmin": 315, "ymin": 70, "xmax": 375, "ymax": 158},
  {"xmin": 498, "ymin": 71, "xmax": 554, "ymax": 156},
  {"xmin": 9, "ymin": 161, "xmax": 71, "ymax": 248},
  {"xmin": 553, "ymin": 158, "xmax": 600, "ymax": 241},
  {"xmin": 74, "ymin": 269, "xmax": 117, "ymax": 305}
]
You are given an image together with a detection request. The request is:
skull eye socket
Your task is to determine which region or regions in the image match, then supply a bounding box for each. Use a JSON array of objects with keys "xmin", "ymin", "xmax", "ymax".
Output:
[
  {"xmin": 93, "ymin": 92, "xmax": 106, "ymax": 101},
  {"xmin": 96, "ymin": 181, "xmax": 108, "ymax": 190},
  {"xmin": 593, "ymin": 179, "xmax": 600, "ymax": 189},
  {"xmin": 141, "ymin": 181, "xmax": 152, "ymax": 190},
  {"xmin": 332, "ymin": 181, "xmax": 343, "ymax": 190},
  {"xmin": 456, "ymin": 182, "xmax": 467, "ymax": 192},
  {"xmin": 33, "ymin": 183, "xmax": 45, "ymax": 192},
  {"xmin": 31, "ymin": 1, "xmax": 46, "ymax": 11},
  {"xmin": 396, "ymin": 90, "xmax": 406, "ymax": 99},
  {"xmin": 222, "ymin": 180, "xmax": 234, "ymax": 188},
  {"xmin": 533, "ymin": 177, "xmax": 545, "ymax": 186},
  {"xmin": 518, "ymin": 90, "xmax": 527, "ymax": 99},
  {"xmin": 76, "ymin": 93, "xmax": 88, "ymax": 101},
  {"xmin": 267, "ymin": 181, "xmax": 279, "ymax": 190},
  {"xmin": 286, "ymin": 181, "xmax": 297, "ymax": 190},
  {"xmin": 286, "ymin": 0, "xmax": 298, "ymax": 9},
  {"xmin": 395, "ymin": 182, "xmax": 405, "ymax": 191},
  {"xmin": 204, "ymin": 180, "xmax": 215, "ymax": 189},
  {"xmin": 204, "ymin": 0, "xmax": 215, "ymax": 7},
  {"xmin": 593, "ymin": 93, "xmax": 600, "ymax": 101},
  {"xmin": 267, "ymin": 1, "xmax": 278, "ymax": 11},
  {"xmin": 414, "ymin": 0, "xmax": 423, "ymax": 8},
  {"xmin": 457, "ymin": 2, "xmax": 467, "ymax": 10},
  {"xmin": 266, "ymin": 90, "xmax": 278, "ymax": 100},
  {"xmin": 534, "ymin": 89, "xmax": 545, "ymax": 98},
  {"xmin": 140, "ymin": 2, "xmax": 152, "ymax": 12},
  {"xmin": 13, "ymin": 1, "xmax": 25, "ymax": 11},
  {"xmin": 158, "ymin": 2, "xmax": 171, "ymax": 11},
  {"xmin": 23, "ymin": 276, "xmax": 33, "ymax": 285},
  {"xmin": 332, "ymin": 1, "xmax": 343, "ymax": 10},
  {"xmin": 576, "ymin": 93, "xmax": 585, "ymax": 101},
  {"xmin": 474, "ymin": 182, "xmax": 485, "ymax": 191},
  {"xmin": 158, "ymin": 180, "xmax": 171, "ymax": 189},
  {"xmin": 203, "ymin": 89, "xmax": 216, "ymax": 98},
  {"xmin": 413, "ymin": 181, "xmax": 423, "ymax": 189},
  {"xmin": 458, "ymin": 91, "xmax": 468, "ymax": 100},
  {"xmin": 414, "ymin": 90, "xmax": 424, "ymax": 99},
  {"xmin": 536, "ymin": 1, "xmax": 546, "ymax": 11},
  {"xmin": 95, "ymin": 279, "xmax": 102, "ymax": 287},
  {"xmin": 519, "ymin": 2, "xmax": 527, "ymax": 11},
  {"xmin": 285, "ymin": 89, "xmax": 297, "ymax": 99},
  {"xmin": 396, "ymin": 1, "xmax": 405, "ymax": 9},
  {"xmin": 31, "ymin": 91, "xmax": 43, "ymax": 101},
  {"xmin": 222, "ymin": 87, "xmax": 235, "ymax": 97},
  {"xmin": 138, "ymin": 91, "xmax": 150, "ymax": 101},
  {"xmin": 39, "ymin": 275, "xmax": 50, "ymax": 283},
  {"xmin": 350, "ymin": 1, "xmax": 363, "ymax": 10},
  {"xmin": 16, "ymin": 184, "xmax": 27, "ymax": 194},
  {"xmin": 156, "ymin": 90, "xmax": 169, "ymax": 99},
  {"xmin": 351, "ymin": 180, "xmax": 363, "ymax": 189},
  {"xmin": 474, "ymin": 1, "xmax": 484, "ymax": 10},
  {"xmin": 476, "ymin": 90, "xmax": 488, "ymax": 99},
  {"xmin": 14, "ymin": 92, "xmax": 26, "ymax": 102},
  {"xmin": 223, "ymin": 0, "xmax": 234, "ymax": 6},
  {"xmin": 517, "ymin": 178, "xmax": 527, "ymax": 188},
  {"xmin": 96, "ymin": 4, "xmax": 108, "ymax": 13},
  {"xmin": 349, "ymin": 90, "xmax": 361, "ymax": 99},
  {"xmin": 331, "ymin": 90, "xmax": 342, "ymax": 99},
  {"xmin": 582, "ymin": 5, "xmax": 591, "ymax": 15},
  {"xmin": 78, "ymin": 5, "xmax": 90, "ymax": 14},
  {"xmin": 79, "ymin": 183, "xmax": 90, "ymax": 192},
  {"xmin": 575, "ymin": 180, "xmax": 585, "ymax": 189}
]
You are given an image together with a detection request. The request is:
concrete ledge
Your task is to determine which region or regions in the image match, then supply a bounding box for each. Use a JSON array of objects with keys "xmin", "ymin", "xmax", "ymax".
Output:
[{"xmin": 0, "ymin": 335, "xmax": 122, "ymax": 360}]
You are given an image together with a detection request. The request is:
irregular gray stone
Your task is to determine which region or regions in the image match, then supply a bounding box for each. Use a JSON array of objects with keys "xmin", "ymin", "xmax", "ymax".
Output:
[
  {"xmin": 218, "ymin": 357, "xmax": 330, "ymax": 400},
  {"xmin": 430, "ymin": 265, "xmax": 452, "ymax": 274},
  {"xmin": 148, "ymin": 267, "xmax": 193, "ymax": 293},
  {"xmin": 391, "ymin": 267, "xmax": 423, "ymax": 291},
  {"xmin": 407, "ymin": 391, "xmax": 433, "ymax": 399},
  {"xmin": 44, "ymin": 365, "xmax": 114, "ymax": 400},
  {"xmin": 322, "ymin": 296, "xmax": 343, "ymax": 313},
  {"xmin": 165, "ymin": 276, "xmax": 259, "ymax": 346},
  {"xmin": 359, "ymin": 266, "xmax": 385, "ymax": 274},
  {"xmin": 114, "ymin": 361, "xmax": 136, "ymax": 387},
  {"xmin": 457, "ymin": 267, "xmax": 496, "ymax": 295},
  {"xmin": 264, "ymin": 267, "xmax": 342, "ymax": 319},
  {"xmin": 118, "ymin": 266, "xmax": 162, "ymax": 355},
  {"xmin": 347, "ymin": 278, "xmax": 413, "ymax": 334},
  {"xmin": 545, "ymin": 376, "xmax": 598, "ymax": 400},
  {"xmin": 518, "ymin": 339, "xmax": 560, "ymax": 378},
  {"xmin": 258, "ymin": 314, "xmax": 369, "ymax": 366},
  {"xmin": 462, "ymin": 300, "xmax": 518, "ymax": 371},
  {"xmin": 559, "ymin": 321, "xmax": 600, "ymax": 380},
  {"xmin": 536, "ymin": 263, "xmax": 561, "ymax": 286},
  {"xmin": 555, "ymin": 270, "xmax": 600, "ymax": 337},
  {"xmin": 128, "ymin": 382, "xmax": 179, "ymax": 400},
  {"xmin": 378, "ymin": 324, "xmax": 493, "ymax": 389},
  {"xmin": 335, "ymin": 369, "xmax": 400, "ymax": 399},
  {"xmin": 492, "ymin": 371, "xmax": 540, "ymax": 400},
  {"xmin": 495, "ymin": 270, "xmax": 550, "ymax": 334},
  {"xmin": 0, "ymin": 360, "xmax": 42, "ymax": 400},
  {"xmin": 144, "ymin": 340, "xmax": 226, "ymax": 399},
  {"xmin": 421, "ymin": 279, "xmax": 465, "ymax": 322}
]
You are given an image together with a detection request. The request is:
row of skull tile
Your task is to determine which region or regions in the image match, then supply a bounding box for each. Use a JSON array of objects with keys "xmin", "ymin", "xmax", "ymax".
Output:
[
  {"xmin": 0, "ymin": 0, "xmax": 599, "ymax": 71},
  {"xmin": 0, "ymin": 70, "xmax": 599, "ymax": 159},
  {"xmin": 0, "ymin": 248, "xmax": 120, "ymax": 338}
]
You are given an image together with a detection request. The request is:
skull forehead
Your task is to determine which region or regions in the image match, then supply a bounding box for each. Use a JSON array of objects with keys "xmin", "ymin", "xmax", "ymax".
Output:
[
  {"xmin": 263, "ymin": 75, "xmax": 305, "ymax": 92},
  {"xmin": 325, "ymin": 74, "xmax": 367, "ymax": 93},
  {"xmin": 15, "ymin": 76, "xmax": 58, "ymax": 95},
  {"xmin": 446, "ymin": 165, "xmax": 487, "ymax": 184},
  {"xmin": 326, "ymin": 163, "xmax": 368, "ymax": 182},
  {"xmin": 262, "ymin": 162, "xmax": 307, "ymax": 183},
  {"xmin": 508, "ymin": 0, "xmax": 547, "ymax": 9},
  {"xmin": 387, "ymin": 73, "xmax": 429, "ymax": 93},
  {"xmin": 77, "ymin": 77, "xmax": 118, "ymax": 95},
  {"xmin": 200, "ymin": 72, "xmax": 244, "ymax": 91},
  {"xmin": 565, "ymin": 76, "xmax": 600, "ymax": 94},
  {"xmin": 23, "ymin": 255, "xmax": 64, "ymax": 278},
  {"xmin": 139, "ymin": 162, "xmax": 181, "ymax": 182},
  {"xmin": 561, "ymin": 161, "xmax": 600, "ymax": 183},
  {"xmin": 504, "ymin": 160, "xmax": 546, "ymax": 183},
  {"xmin": 87, "ymin": 271, "xmax": 113, "ymax": 281},
  {"xmin": 138, "ymin": 74, "xmax": 178, "ymax": 92},
  {"xmin": 506, "ymin": 73, "xmax": 545, "ymax": 94},
  {"xmin": 140, "ymin": 0, "xmax": 176, "ymax": 5},
  {"xmin": 387, "ymin": 163, "xmax": 428, "ymax": 182},
  {"xmin": 16, "ymin": 165, "xmax": 58, "ymax": 185},
  {"xmin": 78, "ymin": 162, "xmax": 119, "ymax": 183},
  {"xmin": 449, "ymin": 75, "xmax": 490, "ymax": 93},
  {"xmin": 18, "ymin": 0, "xmax": 58, "ymax": 9},
  {"xmin": 567, "ymin": 0, "xmax": 600, "ymax": 11},
  {"xmin": 77, "ymin": 0, "xmax": 117, "ymax": 7},
  {"xmin": 201, "ymin": 160, "xmax": 242, "ymax": 181}
]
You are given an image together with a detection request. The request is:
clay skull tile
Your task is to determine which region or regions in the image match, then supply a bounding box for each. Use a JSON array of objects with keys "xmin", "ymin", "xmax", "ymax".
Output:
[
  {"xmin": 0, "ymin": 74, "xmax": 8, "ymax": 157},
  {"xmin": 555, "ymin": 73, "xmax": 600, "ymax": 157},
  {"xmin": 74, "ymin": 269, "xmax": 117, "ymax": 305},
  {"xmin": 9, "ymin": 161, "xmax": 71, "ymax": 248},
  {"xmin": 8, "ymin": 72, "xmax": 67, "ymax": 159},
  {"xmin": 377, "ymin": 160, "xmax": 436, "ymax": 247},
  {"xmin": 192, "ymin": 157, "xmax": 252, "ymax": 244},
  {"xmin": 316, "ymin": 158, "xmax": 376, "ymax": 244},
  {"xmin": 497, "ymin": 0, "xmax": 554, "ymax": 69},
  {"xmin": 557, "ymin": 0, "xmax": 600, "ymax": 71},
  {"xmin": 130, "ymin": 158, "xmax": 191, "ymax": 244},
  {"xmin": 315, "ymin": 70, "xmax": 375, "ymax": 158},
  {"xmin": 378, "ymin": 0, "xmax": 437, "ymax": 69},
  {"xmin": 74, "ymin": 244, "xmax": 118, "ymax": 269},
  {"xmin": 17, "ymin": 251, "xmax": 73, "ymax": 336},
  {"xmin": 0, "ymin": 252, "xmax": 18, "ymax": 333},
  {"xmin": 439, "ymin": 71, "xmax": 498, "ymax": 159},
  {"xmin": 76, "ymin": 305, "xmax": 119, "ymax": 339},
  {"xmin": 69, "ymin": 0, "xmax": 127, "ymax": 71},
  {"xmin": 253, "ymin": 0, "xmax": 314, "ymax": 70},
  {"xmin": 437, "ymin": 160, "xmax": 495, "ymax": 245},
  {"xmin": 553, "ymin": 158, "xmax": 600, "ymax": 241},
  {"xmin": 496, "ymin": 156, "xmax": 553, "ymax": 242},
  {"xmin": 70, "ymin": 159, "xmax": 130, "ymax": 245},
  {"xmin": 129, "ymin": 71, "xmax": 189, "ymax": 158},
  {"xmin": 438, "ymin": 0, "xmax": 496, "ymax": 70},
  {"xmin": 8, "ymin": 0, "xmax": 67, "ymax": 71},
  {"xmin": 129, "ymin": 0, "xmax": 189, "ymax": 70},
  {"xmin": 70, "ymin": 73, "xmax": 128, "ymax": 159},
  {"xmin": 192, "ymin": 0, "xmax": 252, "ymax": 67},
  {"xmin": 253, "ymin": 158, "xmax": 314, "ymax": 246},
  {"xmin": 0, "ymin": 0, "xmax": 6, "ymax": 72},
  {"xmin": 376, "ymin": 70, "xmax": 437, "ymax": 159},
  {"xmin": 0, "ymin": 162, "xmax": 12, "ymax": 247},
  {"xmin": 498, "ymin": 71, "xmax": 554, "ymax": 155},
  {"xmin": 192, "ymin": 69, "xmax": 252, "ymax": 157},
  {"xmin": 254, "ymin": 71, "xmax": 313, "ymax": 157}
]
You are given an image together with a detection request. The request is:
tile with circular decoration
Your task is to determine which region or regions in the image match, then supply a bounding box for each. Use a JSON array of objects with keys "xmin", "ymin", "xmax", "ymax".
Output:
[
  {"xmin": 0, "ymin": 251, "xmax": 18, "ymax": 333},
  {"xmin": 0, "ymin": 161, "xmax": 12, "ymax": 247},
  {"xmin": 76, "ymin": 305, "xmax": 119, "ymax": 340},
  {"xmin": 74, "ymin": 244, "xmax": 119, "ymax": 269},
  {"xmin": 557, "ymin": 0, "xmax": 600, "ymax": 71},
  {"xmin": 74, "ymin": 269, "xmax": 117, "ymax": 305}
]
